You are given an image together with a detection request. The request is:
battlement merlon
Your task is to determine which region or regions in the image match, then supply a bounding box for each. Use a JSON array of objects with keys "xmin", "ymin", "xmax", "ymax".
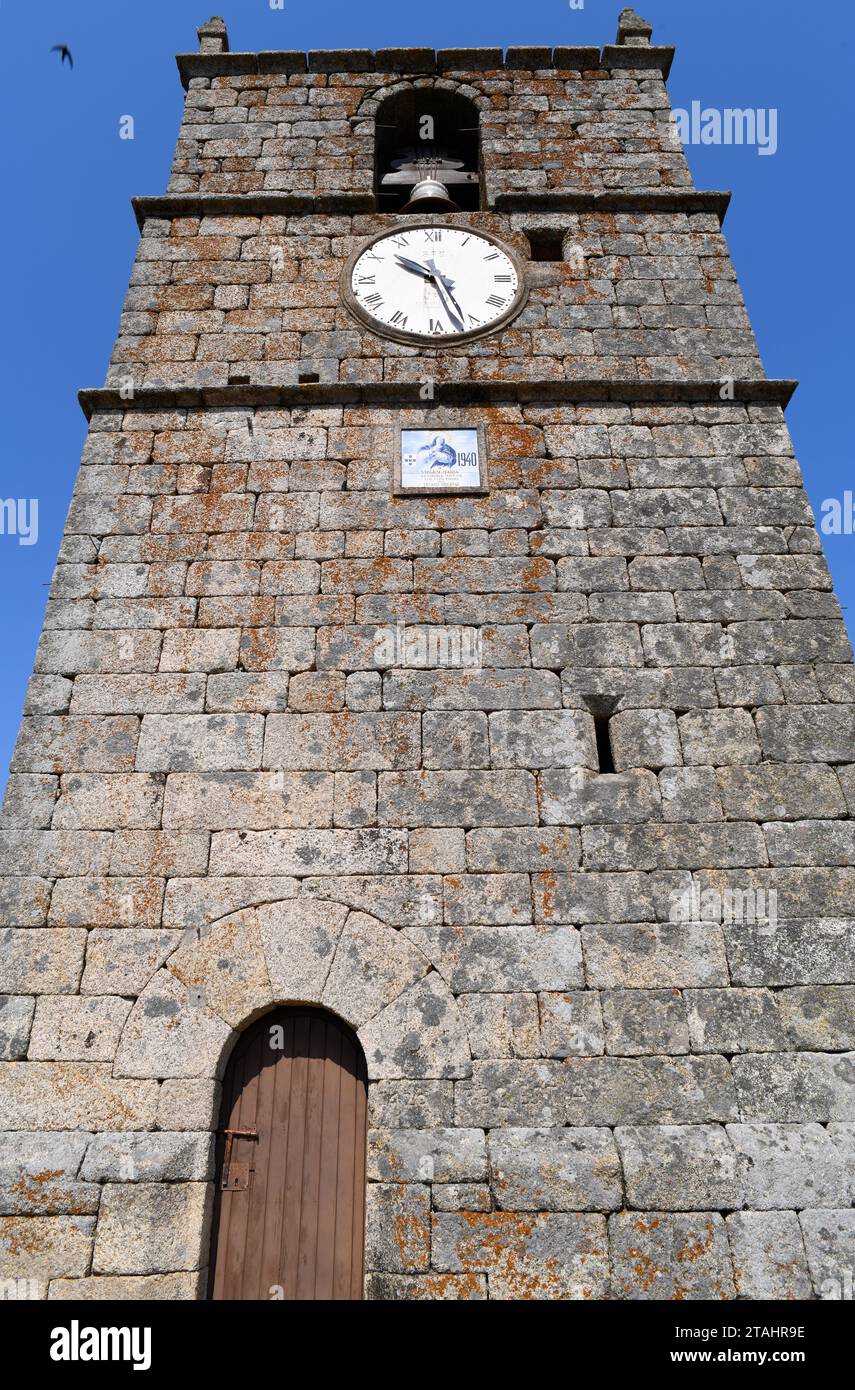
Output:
[{"xmin": 178, "ymin": 12, "xmax": 674, "ymax": 86}]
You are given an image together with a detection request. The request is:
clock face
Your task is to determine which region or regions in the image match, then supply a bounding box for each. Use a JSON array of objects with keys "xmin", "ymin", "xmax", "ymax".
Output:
[{"xmin": 344, "ymin": 225, "xmax": 525, "ymax": 345}]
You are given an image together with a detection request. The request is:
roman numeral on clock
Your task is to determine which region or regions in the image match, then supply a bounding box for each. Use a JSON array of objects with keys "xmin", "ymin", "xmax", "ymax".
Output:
[
  {"xmin": 429, "ymin": 319, "xmax": 444, "ymax": 333},
  {"xmin": 389, "ymin": 310, "xmax": 408, "ymax": 327},
  {"xmin": 486, "ymin": 294, "xmax": 506, "ymax": 308},
  {"xmin": 483, "ymin": 251, "xmax": 499, "ymax": 261},
  {"xmin": 494, "ymin": 275, "xmax": 512, "ymax": 283},
  {"xmin": 357, "ymin": 276, "xmax": 375, "ymax": 285},
  {"xmin": 364, "ymin": 293, "xmax": 383, "ymax": 308},
  {"xmin": 424, "ymin": 230, "xmax": 441, "ymax": 242}
]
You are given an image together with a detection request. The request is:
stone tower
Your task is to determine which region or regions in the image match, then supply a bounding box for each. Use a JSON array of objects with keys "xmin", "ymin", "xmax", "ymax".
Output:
[{"xmin": 1, "ymin": 11, "xmax": 853, "ymax": 1301}]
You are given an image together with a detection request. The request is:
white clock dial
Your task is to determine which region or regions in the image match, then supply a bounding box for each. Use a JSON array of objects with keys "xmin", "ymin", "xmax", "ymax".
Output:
[{"xmin": 344, "ymin": 226, "xmax": 525, "ymax": 344}]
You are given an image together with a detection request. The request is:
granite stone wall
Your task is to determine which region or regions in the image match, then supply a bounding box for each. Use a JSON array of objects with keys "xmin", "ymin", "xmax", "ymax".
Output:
[{"xmin": 0, "ymin": 12, "xmax": 852, "ymax": 1300}]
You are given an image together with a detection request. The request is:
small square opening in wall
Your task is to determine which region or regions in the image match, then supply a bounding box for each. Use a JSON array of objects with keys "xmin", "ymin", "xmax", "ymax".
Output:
[
  {"xmin": 228, "ymin": 374, "xmax": 250, "ymax": 386},
  {"xmin": 527, "ymin": 228, "xmax": 566, "ymax": 262},
  {"xmin": 298, "ymin": 370, "xmax": 320, "ymax": 384}
]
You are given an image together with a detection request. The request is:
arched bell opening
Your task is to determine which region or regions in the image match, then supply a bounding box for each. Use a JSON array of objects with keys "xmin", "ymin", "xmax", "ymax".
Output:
[{"xmin": 375, "ymin": 87, "xmax": 482, "ymax": 212}]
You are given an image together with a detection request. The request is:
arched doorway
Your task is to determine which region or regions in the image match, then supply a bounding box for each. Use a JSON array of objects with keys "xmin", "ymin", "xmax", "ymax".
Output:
[{"xmin": 210, "ymin": 1006, "xmax": 368, "ymax": 1300}]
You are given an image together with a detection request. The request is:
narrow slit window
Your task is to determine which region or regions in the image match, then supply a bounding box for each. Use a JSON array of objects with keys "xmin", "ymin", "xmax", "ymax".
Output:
[{"xmin": 594, "ymin": 715, "xmax": 615, "ymax": 773}]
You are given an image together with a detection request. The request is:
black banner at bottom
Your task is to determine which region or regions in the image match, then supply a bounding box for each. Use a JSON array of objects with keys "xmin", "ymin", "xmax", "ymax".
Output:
[{"xmin": 2, "ymin": 1296, "xmax": 848, "ymax": 1377}]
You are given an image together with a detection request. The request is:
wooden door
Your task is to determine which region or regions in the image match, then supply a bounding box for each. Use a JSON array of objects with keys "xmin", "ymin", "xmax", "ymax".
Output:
[{"xmin": 210, "ymin": 1006, "xmax": 368, "ymax": 1300}]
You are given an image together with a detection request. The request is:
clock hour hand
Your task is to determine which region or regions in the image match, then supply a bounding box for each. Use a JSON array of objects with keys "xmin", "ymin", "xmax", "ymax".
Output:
[{"xmin": 394, "ymin": 254, "xmax": 435, "ymax": 280}]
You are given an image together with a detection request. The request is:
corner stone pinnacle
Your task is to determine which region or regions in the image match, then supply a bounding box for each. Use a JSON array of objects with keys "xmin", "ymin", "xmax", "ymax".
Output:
[
  {"xmin": 616, "ymin": 7, "xmax": 654, "ymax": 46},
  {"xmin": 198, "ymin": 16, "xmax": 229, "ymax": 54}
]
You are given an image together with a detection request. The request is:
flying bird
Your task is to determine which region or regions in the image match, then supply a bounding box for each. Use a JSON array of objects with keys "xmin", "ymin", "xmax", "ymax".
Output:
[{"xmin": 50, "ymin": 45, "xmax": 73, "ymax": 68}]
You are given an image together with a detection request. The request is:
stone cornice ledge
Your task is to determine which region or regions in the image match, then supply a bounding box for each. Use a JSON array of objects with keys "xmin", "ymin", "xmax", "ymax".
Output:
[
  {"xmin": 132, "ymin": 190, "xmax": 731, "ymax": 228},
  {"xmin": 175, "ymin": 45, "xmax": 675, "ymax": 88},
  {"xmin": 79, "ymin": 378, "xmax": 797, "ymax": 420}
]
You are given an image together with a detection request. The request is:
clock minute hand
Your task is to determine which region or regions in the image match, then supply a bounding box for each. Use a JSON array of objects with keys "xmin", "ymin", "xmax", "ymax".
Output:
[
  {"xmin": 429, "ymin": 275, "xmax": 465, "ymax": 333},
  {"xmin": 426, "ymin": 258, "xmax": 466, "ymax": 323}
]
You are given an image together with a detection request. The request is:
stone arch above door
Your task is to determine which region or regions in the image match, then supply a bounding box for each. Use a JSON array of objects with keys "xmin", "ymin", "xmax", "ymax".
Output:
[{"xmin": 113, "ymin": 898, "xmax": 472, "ymax": 1085}]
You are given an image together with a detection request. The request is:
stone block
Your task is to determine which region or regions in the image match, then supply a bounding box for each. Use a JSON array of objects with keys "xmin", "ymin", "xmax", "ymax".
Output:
[
  {"xmin": 726, "ymin": 1211, "xmax": 812, "ymax": 1300},
  {"xmin": 679, "ymin": 709, "xmax": 761, "ymax": 766},
  {"xmin": 367, "ymin": 1128, "xmax": 486, "ymax": 1184},
  {"xmin": 717, "ymin": 764, "xmax": 845, "ymax": 821},
  {"xmin": 616, "ymin": 1125, "xmax": 744, "ymax": 1209},
  {"xmin": 466, "ymin": 828, "xmax": 579, "ymax": 877},
  {"xmin": 379, "ymin": 771, "xmax": 538, "ymax": 828},
  {"xmin": 538, "ymin": 992, "xmax": 604, "ymax": 1057},
  {"xmin": 163, "ymin": 770, "xmax": 332, "ymax": 829},
  {"xmin": 0, "ymin": 929, "xmax": 86, "ymax": 995},
  {"xmin": 732, "ymin": 1052, "xmax": 855, "ymax": 1122},
  {"xmin": 209, "ymin": 828, "xmax": 408, "ymax": 877},
  {"xmin": 322, "ymin": 911, "xmax": 428, "ymax": 1028},
  {"xmin": 582, "ymin": 923, "xmax": 728, "ymax": 988},
  {"xmin": 610, "ymin": 709, "xmax": 681, "ymax": 770},
  {"xmin": 727, "ymin": 1123, "xmax": 848, "ymax": 1209},
  {"xmin": 488, "ymin": 1128, "xmax": 622, "ymax": 1211},
  {"xmin": 0, "ymin": 1216, "xmax": 95, "ymax": 1279},
  {"xmin": 778, "ymin": 985, "xmax": 855, "ymax": 1051},
  {"xmin": 609, "ymin": 1212, "xmax": 735, "ymax": 1300},
  {"xmin": 442, "ymin": 873, "xmax": 531, "ymax": 926},
  {"xmin": 359, "ymin": 974, "xmax": 470, "ymax": 1081},
  {"xmin": 0, "ymin": 877, "xmax": 52, "ymax": 926},
  {"xmin": 457, "ymin": 994, "xmax": 540, "ymax": 1059},
  {"xmin": 365, "ymin": 1183, "xmax": 431, "ymax": 1274},
  {"xmin": 601, "ymin": 989, "xmax": 689, "ymax": 1056},
  {"xmin": 49, "ymin": 877, "xmax": 164, "ymax": 929},
  {"xmin": 423, "ymin": 713, "xmax": 489, "ymax": 770},
  {"xmin": 564, "ymin": 1056, "xmax": 738, "ymax": 1125},
  {"xmin": 755, "ymin": 706, "xmax": 855, "ymax": 763},
  {"xmin": 659, "ymin": 767, "xmax": 722, "ymax": 822},
  {"xmin": 136, "ymin": 714, "xmax": 264, "ymax": 771},
  {"xmin": 12, "ymin": 716, "xmax": 139, "ymax": 773},
  {"xmin": 264, "ymin": 711, "xmax": 420, "ymax": 772},
  {"xmin": 0, "ymin": 1063, "xmax": 157, "ymax": 1130},
  {"xmin": 27, "ymin": 996, "xmax": 131, "ymax": 1061},
  {"xmin": 48, "ymin": 1272, "xmax": 204, "ymax": 1300},
  {"xmin": 404, "ymin": 925, "xmax": 582, "ymax": 993},
  {"xmin": 685, "ymin": 988, "xmax": 785, "ymax": 1053},
  {"xmin": 368, "ymin": 1081, "xmax": 454, "ymax": 1130},
  {"xmin": 409, "ymin": 828, "xmax": 466, "ymax": 874},
  {"xmin": 431, "ymin": 1211, "xmax": 609, "ymax": 1300},
  {"xmin": 0, "ymin": 996, "xmax": 35, "ymax": 1060},
  {"xmin": 92, "ymin": 1183, "xmax": 211, "ymax": 1274},
  {"xmin": 799, "ymin": 1209, "xmax": 855, "ymax": 1298},
  {"xmin": 488, "ymin": 711, "xmax": 596, "ymax": 769},
  {"xmin": 539, "ymin": 769, "xmax": 661, "ymax": 825},
  {"xmin": 724, "ymin": 920, "xmax": 855, "ymax": 986},
  {"xmin": 81, "ymin": 1133, "xmax": 214, "ymax": 1183},
  {"xmin": 257, "ymin": 898, "xmax": 348, "ymax": 1005}
]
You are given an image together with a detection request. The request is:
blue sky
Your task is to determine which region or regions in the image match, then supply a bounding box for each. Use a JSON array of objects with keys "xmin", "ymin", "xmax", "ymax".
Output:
[{"xmin": 0, "ymin": 0, "xmax": 852, "ymax": 790}]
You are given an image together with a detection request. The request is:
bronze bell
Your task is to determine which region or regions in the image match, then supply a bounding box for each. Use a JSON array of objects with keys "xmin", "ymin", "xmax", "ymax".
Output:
[{"xmin": 400, "ymin": 176, "xmax": 461, "ymax": 213}]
